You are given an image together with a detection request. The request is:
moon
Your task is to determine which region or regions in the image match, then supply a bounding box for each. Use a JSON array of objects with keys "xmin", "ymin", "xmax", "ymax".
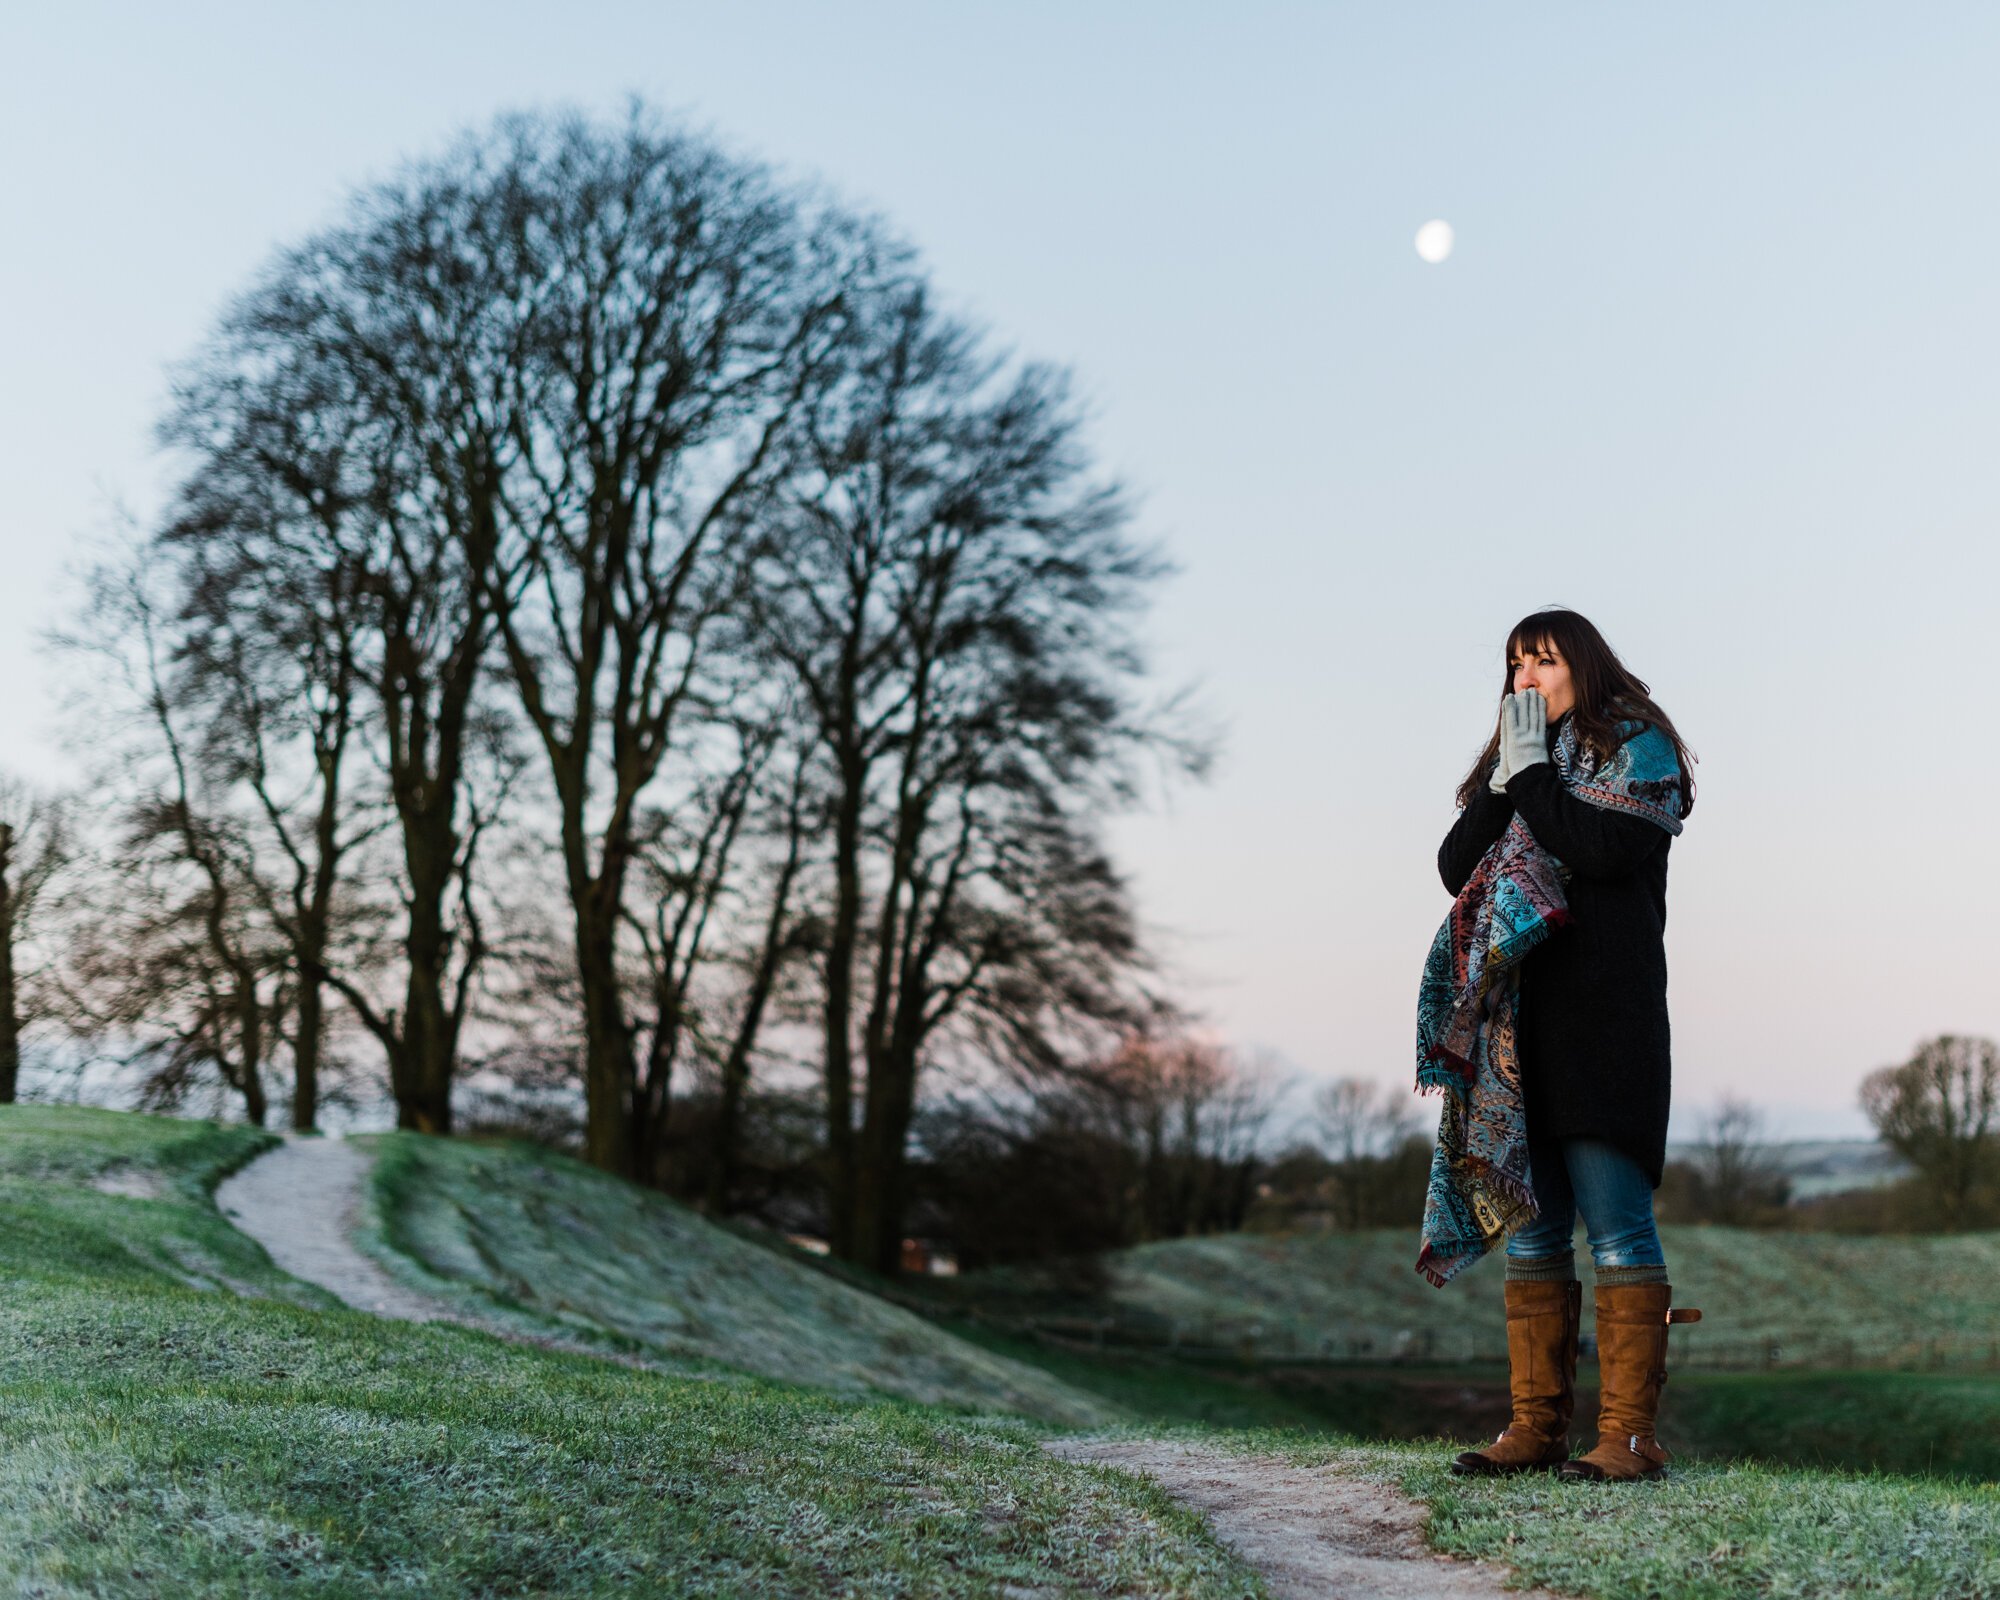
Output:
[{"xmin": 1414, "ymin": 219, "xmax": 1454, "ymax": 264}]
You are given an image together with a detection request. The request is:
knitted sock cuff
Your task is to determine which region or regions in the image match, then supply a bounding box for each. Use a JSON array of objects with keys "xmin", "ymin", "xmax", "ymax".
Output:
[
  {"xmin": 1596, "ymin": 1263, "xmax": 1669, "ymax": 1287},
  {"xmin": 1504, "ymin": 1252, "xmax": 1578, "ymax": 1283}
]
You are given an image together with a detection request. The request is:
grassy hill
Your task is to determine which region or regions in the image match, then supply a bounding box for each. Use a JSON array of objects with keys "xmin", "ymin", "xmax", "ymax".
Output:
[
  {"xmin": 0, "ymin": 1103, "xmax": 1248, "ymax": 1597},
  {"xmin": 948, "ymin": 1226, "xmax": 2000, "ymax": 1369},
  {"xmin": 3, "ymin": 1101, "xmax": 1996, "ymax": 1597},
  {"xmin": 356, "ymin": 1129, "xmax": 1109, "ymax": 1424}
]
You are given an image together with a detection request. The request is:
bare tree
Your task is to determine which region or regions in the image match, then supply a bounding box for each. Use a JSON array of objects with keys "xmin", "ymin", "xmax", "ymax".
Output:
[
  {"xmin": 1316, "ymin": 1076, "xmax": 1420, "ymax": 1164},
  {"xmin": 754, "ymin": 281, "xmax": 1211, "ymax": 1269},
  {"xmin": 623, "ymin": 703, "xmax": 801, "ymax": 1188},
  {"xmin": 1314, "ymin": 1076, "xmax": 1422, "ymax": 1230},
  {"xmin": 1117, "ymin": 1034, "xmax": 1282, "ymax": 1241},
  {"xmin": 152, "ymin": 367, "xmax": 390, "ymax": 1129},
  {"xmin": 0, "ymin": 776, "xmax": 74, "ymax": 1103},
  {"xmin": 913, "ymin": 1032, "xmax": 1277, "ymax": 1267},
  {"xmin": 46, "ymin": 549, "xmax": 293, "ymax": 1124},
  {"xmin": 702, "ymin": 731, "xmax": 818, "ymax": 1213},
  {"xmin": 55, "ymin": 98, "xmax": 1208, "ymax": 1221},
  {"xmin": 158, "ymin": 123, "xmax": 560, "ymax": 1133},
  {"xmin": 1861, "ymin": 1035, "xmax": 2000, "ymax": 1228},
  {"xmin": 460, "ymin": 105, "xmax": 866, "ymax": 1183},
  {"xmin": 1690, "ymin": 1093, "xmax": 1788, "ymax": 1225}
]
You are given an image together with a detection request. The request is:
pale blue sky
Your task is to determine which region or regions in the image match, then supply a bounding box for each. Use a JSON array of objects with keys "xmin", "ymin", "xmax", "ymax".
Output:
[{"xmin": 6, "ymin": 3, "xmax": 1998, "ymax": 1136}]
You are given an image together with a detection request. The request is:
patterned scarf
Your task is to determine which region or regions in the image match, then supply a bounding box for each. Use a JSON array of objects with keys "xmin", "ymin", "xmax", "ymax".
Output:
[{"xmin": 1413, "ymin": 711, "xmax": 1686, "ymax": 1287}]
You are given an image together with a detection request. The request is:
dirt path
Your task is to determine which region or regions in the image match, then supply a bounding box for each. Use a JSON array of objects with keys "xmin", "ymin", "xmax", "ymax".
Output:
[
  {"xmin": 214, "ymin": 1134, "xmax": 478, "ymax": 1324},
  {"xmin": 1045, "ymin": 1438, "xmax": 1562, "ymax": 1600},
  {"xmin": 216, "ymin": 1137, "xmax": 648, "ymax": 1367}
]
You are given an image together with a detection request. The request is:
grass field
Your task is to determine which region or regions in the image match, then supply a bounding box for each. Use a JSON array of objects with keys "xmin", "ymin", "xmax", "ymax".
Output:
[
  {"xmin": 4, "ymin": 1101, "xmax": 1998, "ymax": 1597},
  {"xmin": 950, "ymin": 1322, "xmax": 2000, "ymax": 1480},
  {"xmin": 1280, "ymin": 1433, "xmax": 2000, "ymax": 1600},
  {"xmin": 0, "ymin": 1105, "xmax": 1250, "ymax": 1597},
  {"xmin": 943, "ymin": 1225, "xmax": 2000, "ymax": 1369}
]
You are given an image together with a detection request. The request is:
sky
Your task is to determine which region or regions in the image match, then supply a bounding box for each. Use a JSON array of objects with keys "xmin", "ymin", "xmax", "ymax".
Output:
[{"xmin": 5, "ymin": 3, "xmax": 1998, "ymax": 1139}]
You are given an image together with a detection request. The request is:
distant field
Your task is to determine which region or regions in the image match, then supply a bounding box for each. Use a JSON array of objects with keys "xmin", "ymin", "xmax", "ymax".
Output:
[
  {"xmin": 1662, "ymin": 1137, "xmax": 1910, "ymax": 1201},
  {"xmin": 945, "ymin": 1226, "xmax": 2000, "ymax": 1370}
]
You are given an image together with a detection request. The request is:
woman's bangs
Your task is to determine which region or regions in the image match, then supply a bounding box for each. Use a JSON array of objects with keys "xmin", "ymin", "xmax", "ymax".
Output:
[{"xmin": 1507, "ymin": 630, "xmax": 1557, "ymax": 665}]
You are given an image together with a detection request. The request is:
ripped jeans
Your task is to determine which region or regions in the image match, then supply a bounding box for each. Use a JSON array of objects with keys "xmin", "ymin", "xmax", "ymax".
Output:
[{"xmin": 1504, "ymin": 1136, "xmax": 1665, "ymax": 1269}]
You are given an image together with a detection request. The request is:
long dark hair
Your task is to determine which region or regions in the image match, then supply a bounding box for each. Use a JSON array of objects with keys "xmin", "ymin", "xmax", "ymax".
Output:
[{"xmin": 1454, "ymin": 607, "xmax": 1698, "ymax": 816}]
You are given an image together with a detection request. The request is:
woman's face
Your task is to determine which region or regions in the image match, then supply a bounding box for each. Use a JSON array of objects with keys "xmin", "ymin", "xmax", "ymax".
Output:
[{"xmin": 1508, "ymin": 637, "xmax": 1575, "ymax": 722}]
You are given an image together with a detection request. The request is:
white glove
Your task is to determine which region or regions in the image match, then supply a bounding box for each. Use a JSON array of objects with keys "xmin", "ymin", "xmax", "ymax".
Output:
[
  {"xmin": 1488, "ymin": 705, "xmax": 1515, "ymax": 793},
  {"xmin": 1499, "ymin": 689, "xmax": 1551, "ymax": 779}
]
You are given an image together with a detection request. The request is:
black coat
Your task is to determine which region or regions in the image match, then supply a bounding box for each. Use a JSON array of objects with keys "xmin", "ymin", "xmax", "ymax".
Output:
[{"xmin": 1435, "ymin": 715, "xmax": 1676, "ymax": 1187}]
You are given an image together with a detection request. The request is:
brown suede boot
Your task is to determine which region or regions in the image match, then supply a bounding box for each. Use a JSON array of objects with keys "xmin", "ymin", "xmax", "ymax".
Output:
[
  {"xmin": 1558, "ymin": 1282, "xmax": 1702, "ymax": 1483},
  {"xmin": 1450, "ymin": 1278, "xmax": 1582, "ymax": 1476}
]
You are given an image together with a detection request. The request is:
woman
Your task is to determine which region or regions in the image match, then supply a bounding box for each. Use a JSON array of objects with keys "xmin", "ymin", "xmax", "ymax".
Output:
[{"xmin": 1414, "ymin": 607, "xmax": 1701, "ymax": 1484}]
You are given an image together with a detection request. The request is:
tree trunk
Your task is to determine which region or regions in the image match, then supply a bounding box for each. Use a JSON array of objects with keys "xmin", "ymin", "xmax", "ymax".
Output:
[
  {"xmin": 853, "ymin": 933, "xmax": 939, "ymax": 1274},
  {"xmin": 577, "ymin": 874, "xmax": 638, "ymax": 1179},
  {"xmin": 289, "ymin": 631, "xmax": 352, "ymax": 1133},
  {"xmin": 394, "ymin": 880, "xmax": 456, "ymax": 1134},
  {"xmin": 235, "ymin": 968, "xmax": 268, "ymax": 1128},
  {"xmin": 0, "ymin": 823, "xmax": 17, "ymax": 1104},
  {"xmin": 372, "ymin": 483, "xmax": 497, "ymax": 1139},
  {"xmin": 822, "ymin": 759, "xmax": 864, "ymax": 1255},
  {"xmin": 710, "ymin": 984, "xmax": 766, "ymax": 1215},
  {"xmin": 707, "ymin": 793, "xmax": 804, "ymax": 1215},
  {"xmin": 638, "ymin": 970, "xmax": 682, "ymax": 1192},
  {"xmin": 853, "ymin": 1021, "xmax": 927, "ymax": 1276},
  {"xmin": 292, "ymin": 956, "xmax": 321, "ymax": 1131}
]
